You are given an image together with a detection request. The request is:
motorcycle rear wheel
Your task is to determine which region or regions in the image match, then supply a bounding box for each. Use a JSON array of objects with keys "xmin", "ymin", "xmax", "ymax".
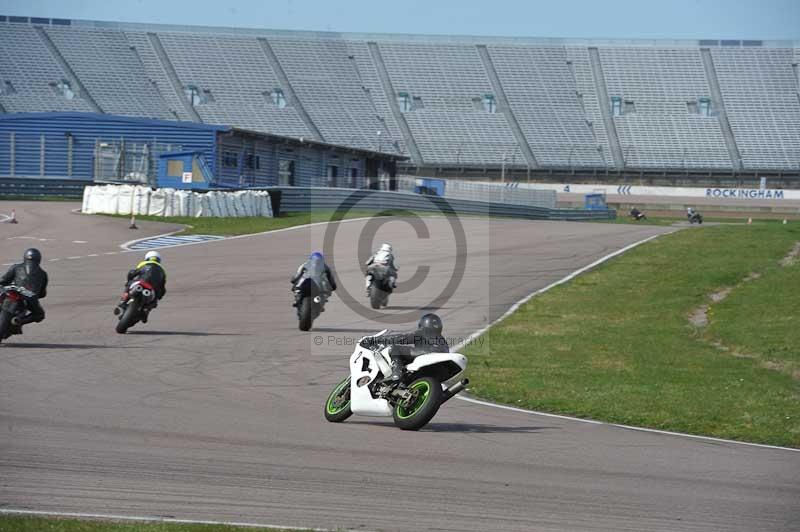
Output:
[{"xmin": 392, "ymin": 376, "xmax": 442, "ymax": 431}]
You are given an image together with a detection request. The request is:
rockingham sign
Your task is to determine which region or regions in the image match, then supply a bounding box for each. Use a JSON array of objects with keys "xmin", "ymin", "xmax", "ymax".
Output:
[
  {"xmin": 705, "ymin": 187, "xmax": 785, "ymax": 199},
  {"xmin": 514, "ymin": 182, "xmax": 800, "ymax": 201}
]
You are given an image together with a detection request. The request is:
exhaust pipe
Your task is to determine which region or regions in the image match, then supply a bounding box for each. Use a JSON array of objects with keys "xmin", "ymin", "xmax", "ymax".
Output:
[{"xmin": 441, "ymin": 379, "xmax": 469, "ymax": 403}]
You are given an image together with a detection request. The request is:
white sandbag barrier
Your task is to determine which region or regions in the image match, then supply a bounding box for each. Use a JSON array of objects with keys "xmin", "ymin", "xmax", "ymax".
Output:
[{"xmin": 82, "ymin": 185, "xmax": 273, "ymax": 218}]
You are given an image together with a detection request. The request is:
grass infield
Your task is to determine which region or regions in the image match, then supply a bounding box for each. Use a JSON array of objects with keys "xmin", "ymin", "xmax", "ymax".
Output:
[
  {"xmin": 0, "ymin": 515, "xmax": 308, "ymax": 532},
  {"xmin": 464, "ymin": 220, "xmax": 800, "ymax": 447}
]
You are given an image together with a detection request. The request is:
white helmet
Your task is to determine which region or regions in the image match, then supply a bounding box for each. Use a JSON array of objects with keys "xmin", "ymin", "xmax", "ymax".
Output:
[
  {"xmin": 145, "ymin": 250, "xmax": 162, "ymax": 263},
  {"xmin": 379, "ymin": 243, "xmax": 392, "ymax": 253}
]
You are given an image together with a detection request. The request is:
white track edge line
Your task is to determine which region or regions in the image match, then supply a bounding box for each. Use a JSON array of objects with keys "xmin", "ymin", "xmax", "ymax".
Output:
[
  {"xmin": 452, "ymin": 230, "xmax": 800, "ymax": 454},
  {"xmin": 0, "ymin": 509, "xmax": 349, "ymax": 531}
]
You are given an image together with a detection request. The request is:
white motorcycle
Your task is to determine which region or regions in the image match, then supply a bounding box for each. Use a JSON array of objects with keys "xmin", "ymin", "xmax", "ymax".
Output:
[{"xmin": 324, "ymin": 330, "xmax": 469, "ymax": 430}]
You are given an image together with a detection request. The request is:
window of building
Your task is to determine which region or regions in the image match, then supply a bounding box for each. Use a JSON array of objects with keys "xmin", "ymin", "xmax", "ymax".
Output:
[
  {"xmin": 222, "ymin": 151, "xmax": 238, "ymax": 168},
  {"xmin": 610, "ymin": 96, "xmax": 622, "ymax": 117},
  {"xmin": 397, "ymin": 92, "xmax": 411, "ymax": 113},
  {"xmin": 167, "ymin": 160, "xmax": 184, "ymax": 177},
  {"xmin": 270, "ymin": 88, "xmax": 286, "ymax": 108},
  {"xmin": 483, "ymin": 94, "xmax": 497, "ymax": 113},
  {"xmin": 184, "ymin": 85, "xmax": 213, "ymax": 106},
  {"xmin": 350, "ymin": 167, "xmax": 359, "ymax": 188},
  {"xmin": 50, "ymin": 79, "xmax": 75, "ymax": 100},
  {"xmin": 278, "ymin": 159, "xmax": 295, "ymax": 185},
  {"xmin": 698, "ymin": 97, "xmax": 711, "ymax": 117},
  {"xmin": 0, "ymin": 80, "xmax": 15, "ymax": 95},
  {"xmin": 687, "ymin": 101, "xmax": 699, "ymax": 114},
  {"xmin": 623, "ymin": 100, "xmax": 636, "ymax": 114},
  {"xmin": 185, "ymin": 85, "xmax": 201, "ymax": 106},
  {"xmin": 412, "ymin": 95, "xmax": 424, "ymax": 110},
  {"xmin": 327, "ymin": 165, "xmax": 339, "ymax": 187},
  {"xmin": 245, "ymin": 153, "xmax": 260, "ymax": 170}
]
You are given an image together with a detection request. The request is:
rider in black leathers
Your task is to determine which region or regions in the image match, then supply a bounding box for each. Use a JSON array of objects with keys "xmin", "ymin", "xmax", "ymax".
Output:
[
  {"xmin": 290, "ymin": 252, "xmax": 337, "ymax": 306},
  {"xmin": 0, "ymin": 248, "xmax": 48, "ymax": 326},
  {"xmin": 362, "ymin": 313, "xmax": 449, "ymax": 382},
  {"xmin": 118, "ymin": 251, "xmax": 166, "ymax": 323}
]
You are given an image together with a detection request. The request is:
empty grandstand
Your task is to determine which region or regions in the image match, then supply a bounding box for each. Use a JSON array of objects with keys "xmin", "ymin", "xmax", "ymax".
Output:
[{"xmin": 0, "ymin": 15, "xmax": 798, "ymax": 180}]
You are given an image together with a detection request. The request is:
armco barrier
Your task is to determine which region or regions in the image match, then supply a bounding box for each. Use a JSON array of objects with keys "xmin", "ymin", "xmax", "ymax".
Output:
[
  {"xmin": 0, "ymin": 177, "xmax": 92, "ymax": 199},
  {"xmin": 267, "ymin": 187, "xmax": 614, "ymax": 221}
]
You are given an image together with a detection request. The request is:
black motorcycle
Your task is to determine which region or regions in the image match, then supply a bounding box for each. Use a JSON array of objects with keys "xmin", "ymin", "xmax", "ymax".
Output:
[
  {"xmin": 366, "ymin": 264, "xmax": 394, "ymax": 309},
  {"xmin": 629, "ymin": 208, "xmax": 647, "ymax": 221},
  {"xmin": 293, "ymin": 277, "xmax": 327, "ymax": 331},
  {"xmin": 688, "ymin": 212, "xmax": 704, "ymax": 224},
  {"xmin": 0, "ymin": 285, "xmax": 35, "ymax": 343},
  {"xmin": 114, "ymin": 279, "xmax": 156, "ymax": 334}
]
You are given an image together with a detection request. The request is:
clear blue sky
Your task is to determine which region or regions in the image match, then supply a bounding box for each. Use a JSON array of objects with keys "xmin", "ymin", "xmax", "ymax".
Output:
[{"xmin": 2, "ymin": 0, "xmax": 798, "ymax": 39}]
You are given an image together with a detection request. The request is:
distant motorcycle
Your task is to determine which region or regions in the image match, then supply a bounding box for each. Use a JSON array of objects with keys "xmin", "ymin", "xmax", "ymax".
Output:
[
  {"xmin": 324, "ymin": 330, "xmax": 469, "ymax": 430},
  {"xmin": 293, "ymin": 276, "xmax": 327, "ymax": 331},
  {"xmin": 114, "ymin": 279, "xmax": 156, "ymax": 334},
  {"xmin": 0, "ymin": 285, "xmax": 36, "ymax": 343},
  {"xmin": 688, "ymin": 212, "xmax": 704, "ymax": 224},
  {"xmin": 366, "ymin": 263, "xmax": 394, "ymax": 309},
  {"xmin": 629, "ymin": 208, "xmax": 647, "ymax": 221}
]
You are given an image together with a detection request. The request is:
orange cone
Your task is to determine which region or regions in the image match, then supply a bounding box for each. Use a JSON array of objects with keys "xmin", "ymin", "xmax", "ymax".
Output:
[
  {"xmin": 8, "ymin": 209, "xmax": 18, "ymax": 224},
  {"xmin": 129, "ymin": 213, "xmax": 138, "ymax": 230}
]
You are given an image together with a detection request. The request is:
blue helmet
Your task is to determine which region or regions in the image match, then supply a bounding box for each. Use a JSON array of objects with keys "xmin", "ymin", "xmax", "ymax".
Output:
[{"xmin": 310, "ymin": 251, "xmax": 324, "ymax": 261}]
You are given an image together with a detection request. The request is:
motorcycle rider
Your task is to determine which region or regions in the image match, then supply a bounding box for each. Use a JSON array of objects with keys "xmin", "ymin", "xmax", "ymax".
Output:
[
  {"xmin": 0, "ymin": 248, "xmax": 48, "ymax": 329},
  {"xmin": 362, "ymin": 313, "xmax": 449, "ymax": 383},
  {"xmin": 116, "ymin": 250, "xmax": 166, "ymax": 323},
  {"xmin": 291, "ymin": 252, "xmax": 337, "ymax": 306},
  {"xmin": 687, "ymin": 206, "xmax": 696, "ymax": 219},
  {"xmin": 365, "ymin": 242, "xmax": 398, "ymax": 293},
  {"xmin": 629, "ymin": 206, "xmax": 646, "ymax": 221}
]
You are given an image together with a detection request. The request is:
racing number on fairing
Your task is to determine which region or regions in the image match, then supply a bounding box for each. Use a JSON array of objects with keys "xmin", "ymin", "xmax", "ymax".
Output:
[{"xmin": 361, "ymin": 357, "xmax": 371, "ymax": 373}]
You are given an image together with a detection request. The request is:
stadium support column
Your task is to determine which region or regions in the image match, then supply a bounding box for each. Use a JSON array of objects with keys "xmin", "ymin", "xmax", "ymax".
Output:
[
  {"xmin": 587, "ymin": 47, "xmax": 624, "ymax": 168},
  {"xmin": 257, "ymin": 38, "xmax": 324, "ymax": 142},
  {"xmin": 476, "ymin": 45, "xmax": 538, "ymax": 170},
  {"xmin": 700, "ymin": 48, "xmax": 743, "ymax": 171},
  {"xmin": 147, "ymin": 33, "xmax": 202, "ymax": 123},
  {"xmin": 367, "ymin": 42, "xmax": 423, "ymax": 166},
  {"xmin": 35, "ymin": 26, "xmax": 104, "ymax": 114}
]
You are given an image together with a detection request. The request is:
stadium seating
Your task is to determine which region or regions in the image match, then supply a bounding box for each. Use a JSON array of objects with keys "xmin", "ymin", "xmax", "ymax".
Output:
[
  {"xmin": 711, "ymin": 47, "xmax": 800, "ymax": 169},
  {"xmin": 1, "ymin": 18, "xmax": 798, "ymax": 171},
  {"xmin": 599, "ymin": 47, "xmax": 731, "ymax": 169}
]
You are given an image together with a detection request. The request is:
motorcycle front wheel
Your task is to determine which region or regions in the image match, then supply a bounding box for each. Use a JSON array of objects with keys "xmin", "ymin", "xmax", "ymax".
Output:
[
  {"xmin": 115, "ymin": 303, "xmax": 139, "ymax": 334},
  {"xmin": 392, "ymin": 376, "xmax": 443, "ymax": 431},
  {"xmin": 0, "ymin": 310, "xmax": 13, "ymax": 342},
  {"xmin": 298, "ymin": 296, "xmax": 314, "ymax": 331},
  {"xmin": 324, "ymin": 376, "xmax": 352, "ymax": 422}
]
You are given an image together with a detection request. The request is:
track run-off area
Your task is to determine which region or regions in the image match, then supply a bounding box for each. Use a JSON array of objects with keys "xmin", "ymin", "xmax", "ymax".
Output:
[{"xmin": 1, "ymin": 202, "xmax": 798, "ymax": 532}]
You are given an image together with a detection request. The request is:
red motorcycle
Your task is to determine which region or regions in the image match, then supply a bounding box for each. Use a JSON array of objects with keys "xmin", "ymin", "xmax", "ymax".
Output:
[
  {"xmin": 114, "ymin": 279, "xmax": 156, "ymax": 334},
  {"xmin": 0, "ymin": 285, "xmax": 35, "ymax": 343}
]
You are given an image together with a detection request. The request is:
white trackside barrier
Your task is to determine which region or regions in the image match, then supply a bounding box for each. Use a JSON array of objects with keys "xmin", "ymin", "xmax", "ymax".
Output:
[{"xmin": 81, "ymin": 185, "xmax": 273, "ymax": 218}]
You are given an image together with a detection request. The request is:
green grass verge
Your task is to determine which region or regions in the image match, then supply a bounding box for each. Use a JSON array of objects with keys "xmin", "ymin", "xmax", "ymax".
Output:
[
  {"xmin": 0, "ymin": 195, "xmax": 77, "ymax": 202},
  {"xmin": 0, "ymin": 516, "xmax": 307, "ymax": 532},
  {"xmin": 464, "ymin": 221, "xmax": 800, "ymax": 447},
  {"xmin": 110, "ymin": 209, "xmax": 427, "ymax": 236}
]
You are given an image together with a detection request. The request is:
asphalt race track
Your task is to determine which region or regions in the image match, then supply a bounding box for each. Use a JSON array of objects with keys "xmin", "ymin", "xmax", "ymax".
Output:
[{"xmin": 1, "ymin": 202, "xmax": 798, "ymax": 531}]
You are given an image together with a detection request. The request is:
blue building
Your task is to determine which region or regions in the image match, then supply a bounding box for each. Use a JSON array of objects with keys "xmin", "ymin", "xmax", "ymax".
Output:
[{"xmin": 0, "ymin": 113, "xmax": 402, "ymax": 189}]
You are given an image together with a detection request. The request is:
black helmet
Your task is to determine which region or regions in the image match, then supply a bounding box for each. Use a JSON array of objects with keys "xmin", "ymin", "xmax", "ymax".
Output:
[
  {"xmin": 418, "ymin": 313, "xmax": 443, "ymax": 335},
  {"xmin": 23, "ymin": 248, "xmax": 42, "ymax": 275}
]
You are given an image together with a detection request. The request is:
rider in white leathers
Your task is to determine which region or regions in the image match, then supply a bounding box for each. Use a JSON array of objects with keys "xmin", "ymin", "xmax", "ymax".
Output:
[{"xmin": 365, "ymin": 243, "xmax": 398, "ymax": 293}]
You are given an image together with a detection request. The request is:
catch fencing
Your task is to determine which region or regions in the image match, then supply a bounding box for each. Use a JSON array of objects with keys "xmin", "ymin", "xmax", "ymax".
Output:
[{"xmin": 269, "ymin": 186, "xmax": 613, "ymax": 221}]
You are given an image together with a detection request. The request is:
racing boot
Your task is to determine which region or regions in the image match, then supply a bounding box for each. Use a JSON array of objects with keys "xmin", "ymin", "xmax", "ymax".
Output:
[{"xmin": 384, "ymin": 359, "xmax": 406, "ymax": 383}]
